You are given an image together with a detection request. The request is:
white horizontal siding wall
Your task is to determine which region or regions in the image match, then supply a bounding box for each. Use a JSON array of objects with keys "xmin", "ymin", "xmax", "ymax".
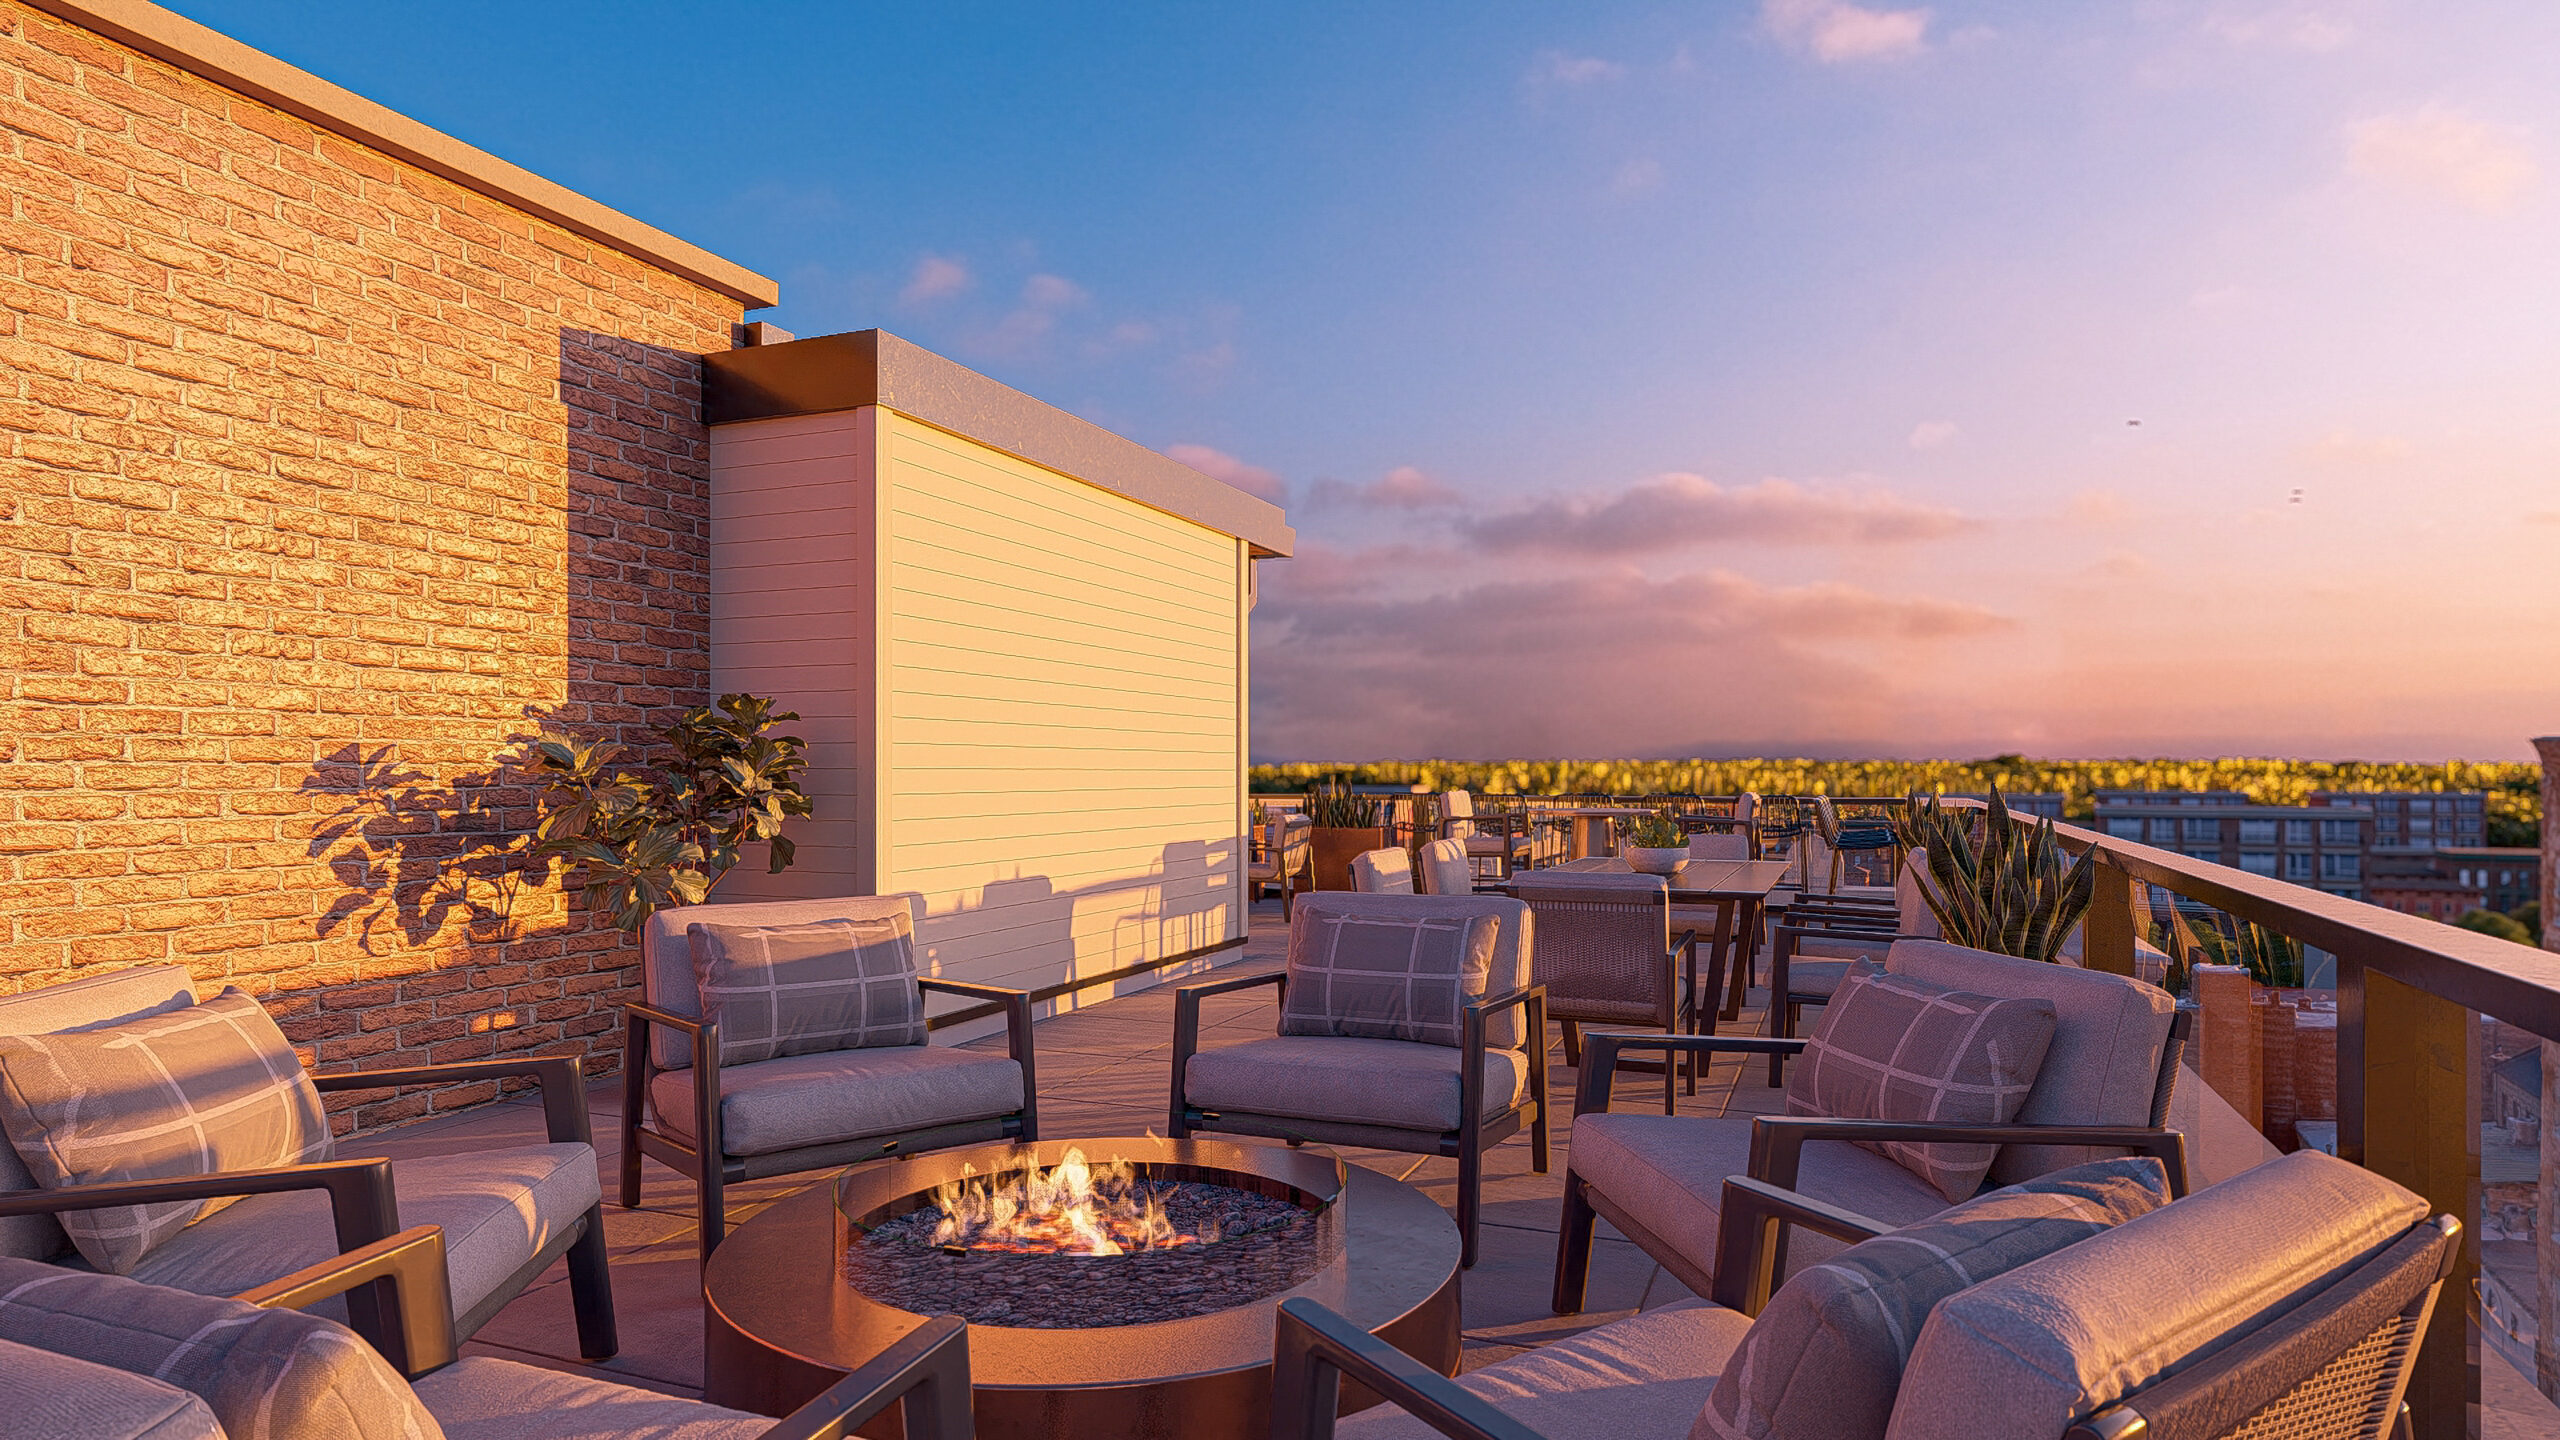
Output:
[
  {"xmin": 878, "ymin": 410, "xmax": 1244, "ymax": 1011},
  {"xmin": 707, "ymin": 409, "xmax": 879, "ymax": 900}
]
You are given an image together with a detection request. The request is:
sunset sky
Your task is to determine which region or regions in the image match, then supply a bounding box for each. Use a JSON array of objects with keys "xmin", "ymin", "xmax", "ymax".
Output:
[{"xmin": 186, "ymin": 0, "xmax": 2560, "ymax": 762}]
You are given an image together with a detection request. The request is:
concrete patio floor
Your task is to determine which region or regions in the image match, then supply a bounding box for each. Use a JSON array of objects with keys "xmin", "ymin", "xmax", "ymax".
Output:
[{"xmin": 363, "ymin": 897, "xmax": 1795, "ymax": 1405}]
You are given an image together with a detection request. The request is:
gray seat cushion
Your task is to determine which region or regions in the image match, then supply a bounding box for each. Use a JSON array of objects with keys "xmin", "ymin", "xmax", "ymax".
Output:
[
  {"xmin": 1570, "ymin": 1112, "xmax": 1951, "ymax": 1277},
  {"xmin": 651, "ymin": 1045, "xmax": 1025, "ymax": 1158},
  {"xmin": 1891, "ymin": 1150, "xmax": 2429, "ymax": 1440},
  {"xmin": 1336, "ymin": 1299, "xmax": 1752, "ymax": 1440},
  {"xmin": 0, "ymin": 1337, "xmax": 222, "ymax": 1440},
  {"xmin": 124, "ymin": 1141, "xmax": 598, "ymax": 1329},
  {"xmin": 1884, "ymin": 941, "xmax": 2176, "ymax": 1183},
  {"xmin": 413, "ymin": 1356, "xmax": 768, "ymax": 1440},
  {"xmin": 1186, "ymin": 1036, "xmax": 1529, "ymax": 1134}
]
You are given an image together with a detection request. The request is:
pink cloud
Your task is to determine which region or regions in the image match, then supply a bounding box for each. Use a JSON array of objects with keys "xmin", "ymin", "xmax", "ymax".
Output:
[
  {"xmin": 1252, "ymin": 563, "xmax": 2007, "ymax": 760},
  {"xmin": 1165, "ymin": 444, "xmax": 1288, "ymax": 504},
  {"xmin": 1460, "ymin": 474, "xmax": 1971, "ymax": 553},
  {"xmin": 1310, "ymin": 465, "xmax": 1464, "ymax": 511},
  {"xmin": 1761, "ymin": 0, "xmax": 1931, "ymax": 63},
  {"xmin": 900, "ymin": 254, "xmax": 971, "ymax": 305}
]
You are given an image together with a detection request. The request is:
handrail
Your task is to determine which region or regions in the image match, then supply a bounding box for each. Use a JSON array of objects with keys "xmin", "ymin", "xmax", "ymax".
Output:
[{"xmin": 1975, "ymin": 802, "xmax": 2560, "ymax": 1043}]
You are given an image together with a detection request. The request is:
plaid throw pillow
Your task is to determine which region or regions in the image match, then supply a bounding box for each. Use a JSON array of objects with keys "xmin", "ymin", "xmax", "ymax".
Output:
[
  {"xmin": 1280, "ymin": 909, "xmax": 1501, "ymax": 1048},
  {"xmin": 1690, "ymin": 1157, "xmax": 2172, "ymax": 1440},
  {"xmin": 688, "ymin": 917, "xmax": 927, "ymax": 1066},
  {"xmin": 1785, "ymin": 961, "xmax": 2056, "ymax": 1202},
  {"xmin": 0, "ymin": 988, "xmax": 332, "ymax": 1275},
  {"xmin": 0, "ymin": 1257, "xmax": 442, "ymax": 1440}
]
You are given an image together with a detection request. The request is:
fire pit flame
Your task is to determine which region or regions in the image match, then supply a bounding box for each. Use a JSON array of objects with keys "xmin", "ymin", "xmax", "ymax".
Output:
[{"xmin": 927, "ymin": 1146, "xmax": 1208, "ymax": 1256}]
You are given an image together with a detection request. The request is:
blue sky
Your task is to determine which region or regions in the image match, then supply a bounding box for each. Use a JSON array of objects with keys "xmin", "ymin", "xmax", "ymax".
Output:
[{"xmin": 181, "ymin": 0, "xmax": 2560, "ymax": 761}]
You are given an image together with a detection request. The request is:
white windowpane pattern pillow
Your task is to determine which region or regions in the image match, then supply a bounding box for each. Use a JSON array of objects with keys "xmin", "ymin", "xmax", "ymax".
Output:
[
  {"xmin": 0, "ymin": 988, "xmax": 333, "ymax": 1275},
  {"xmin": 1280, "ymin": 910, "xmax": 1500, "ymax": 1048},
  {"xmin": 1785, "ymin": 961, "xmax": 2056, "ymax": 1202},
  {"xmin": 688, "ymin": 918, "xmax": 928, "ymax": 1066}
]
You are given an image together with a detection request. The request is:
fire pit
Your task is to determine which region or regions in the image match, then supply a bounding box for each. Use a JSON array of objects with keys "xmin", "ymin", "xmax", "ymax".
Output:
[
  {"xmin": 702, "ymin": 1136, "xmax": 1462, "ymax": 1440},
  {"xmin": 844, "ymin": 1145, "xmax": 1345, "ymax": 1327}
]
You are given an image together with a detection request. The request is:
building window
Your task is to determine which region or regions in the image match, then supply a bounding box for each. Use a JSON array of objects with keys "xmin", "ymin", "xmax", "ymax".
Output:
[
  {"xmin": 2285, "ymin": 852, "xmax": 2316, "ymax": 880},
  {"xmin": 2321, "ymin": 853, "xmax": 2360, "ymax": 880},
  {"xmin": 2183, "ymin": 817, "xmax": 2219, "ymax": 843},
  {"xmin": 2150, "ymin": 818, "xmax": 2180, "ymax": 844},
  {"xmin": 2286, "ymin": 819, "xmax": 2314, "ymax": 846},
  {"xmin": 2239, "ymin": 819, "xmax": 2277, "ymax": 845},
  {"xmin": 2319, "ymin": 819, "xmax": 2361, "ymax": 845},
  {"xmin": 2239, "ymin": 851, "xmax": 2279, "ymax": 876},
  {"xmin": 2104, "ymin": 818, "xmax": 2143, "ymax": 839}
]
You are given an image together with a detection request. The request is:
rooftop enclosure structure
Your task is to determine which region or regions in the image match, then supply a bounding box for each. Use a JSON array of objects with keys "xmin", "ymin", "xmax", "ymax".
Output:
[
  {"xmin": 0, "ymin": 0, "xmax": 775, "ymax": 1121},
  {"xmin": 700, "ymin": 331, "xmax": 1294, "ymax": 1032}
]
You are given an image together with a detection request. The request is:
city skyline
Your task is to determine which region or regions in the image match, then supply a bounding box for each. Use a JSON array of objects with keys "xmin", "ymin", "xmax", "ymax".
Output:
[{"xmin": 174, "ymin": 0, "xmax": 2560, "ymax": 762}]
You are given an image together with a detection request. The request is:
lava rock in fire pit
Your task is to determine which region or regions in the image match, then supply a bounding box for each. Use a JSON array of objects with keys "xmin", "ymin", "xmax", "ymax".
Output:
[{"xmin": 847, "ymin": 1180, "xmax": 1335, "ymax": 1329}]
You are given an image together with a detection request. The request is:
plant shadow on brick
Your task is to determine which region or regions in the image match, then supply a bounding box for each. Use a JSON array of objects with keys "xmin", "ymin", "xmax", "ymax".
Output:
[{"xmin": 303, "ymin": 745, "xmax": 539, "ymax": 951}]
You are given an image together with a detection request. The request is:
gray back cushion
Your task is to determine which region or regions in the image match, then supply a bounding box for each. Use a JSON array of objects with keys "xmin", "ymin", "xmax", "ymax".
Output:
[
  {"xmin": 1283, "ymin": 903, "xmax": 1499, "ymax": 1048},
  {"xmin": 1693, "ymin": 1156, "xmax": 2172, "ymax": 1440},
  {"xmin": 0, "ymin": 1257, "xmax": 443, "ymax": 1440},
  {"xmin": 688, "ymin": 916, "xmax": 926, "ymax": 1066},
  {"xmin": 1885, "ymin": 940, "xmax": 2176, "ymax": 1184},
  {"xmin": 0, "ymin": 1336, "xmax": 224, "ymax": 1440},
  {"xmin": 1417, "ymin": 838, "xmax": 1474, "ymax": 897},
  {"xmin": 640, "ymin": 896, "xmax": 921, "ymax": 1070},
  {"xmin": 0, "ymin": 988, "xmax": 331, "ymax": 1274},
  {"xmin": 0, "ymin": 967, "xmax": 197, "ymax": 1261},
  {"xmin": 1282, "ymin": 893, "xmax": 1534, "ymax": 1049},
  {"xmin": 1887, "ymin": 1151, "xmax": 2427, "ymax": 1440},
  {"xmin": 1349, "ymin": 848, "xmax": 1415, "ymax": 894}
]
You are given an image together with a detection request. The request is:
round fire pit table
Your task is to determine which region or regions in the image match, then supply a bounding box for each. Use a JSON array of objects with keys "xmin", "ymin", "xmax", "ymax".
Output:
[{"xmin": 702, "ymin": 1135, "xmax": 1462, "ymax": 1439}]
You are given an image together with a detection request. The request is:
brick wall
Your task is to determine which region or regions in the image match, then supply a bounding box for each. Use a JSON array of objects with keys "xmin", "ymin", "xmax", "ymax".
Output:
[{"xmin": 0, "ymin": 1, "xmax": 742, "ymax": 1130}]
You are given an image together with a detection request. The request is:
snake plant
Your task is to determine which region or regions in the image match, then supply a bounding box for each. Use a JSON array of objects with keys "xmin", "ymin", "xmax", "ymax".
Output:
[
  {"xmin": 1896, "ymin": 790, "xmax": 2097, "ymax": 962},
  {"xmin": 1304, "ymin": 779, "xmax": 1383, "ymax": 828}
]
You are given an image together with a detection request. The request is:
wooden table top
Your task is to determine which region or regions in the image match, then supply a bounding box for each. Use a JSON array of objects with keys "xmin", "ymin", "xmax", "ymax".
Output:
[{"xmin": 1532, "ymin": 856, "xmax": 1797, "ymax": 900}]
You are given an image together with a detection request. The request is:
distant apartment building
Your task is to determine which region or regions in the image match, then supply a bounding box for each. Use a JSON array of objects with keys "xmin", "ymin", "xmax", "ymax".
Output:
[
  {"xmin": 2366, "ymin": 847, "xmax": 2539, "ymax": 917},
  {"xmin": 2093, "ymin": 791, "xmax": 2374, "ymax": 901},
  {"xmin": 1953, "ymin": 792, "xmax": 2066, "ymax": 820},
  {"xmin": 2312, "ymin": 790, "xmax": 2485, "ymax": 849}
]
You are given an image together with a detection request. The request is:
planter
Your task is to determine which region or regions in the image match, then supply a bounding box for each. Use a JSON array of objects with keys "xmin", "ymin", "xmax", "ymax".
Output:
[
  {"xmin": 1310, "ymin": 827, "xmax": 1387, "ymax": 892},
  {"xmin": 1624, "ymin": 846, "xmax": 1688, "ymax": 876}
]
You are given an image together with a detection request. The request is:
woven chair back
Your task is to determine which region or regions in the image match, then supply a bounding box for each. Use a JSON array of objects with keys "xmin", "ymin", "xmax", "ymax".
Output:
[{"xmin": 1512, "ymin": 877, "xmax": 1672, "ymax": 1024}]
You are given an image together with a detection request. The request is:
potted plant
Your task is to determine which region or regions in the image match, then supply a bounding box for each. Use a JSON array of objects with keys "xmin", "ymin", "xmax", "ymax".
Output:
[
  {"xmin": 526, "ymin": 693, "xmax": 813, "ymax": 931},
  {"xmin": 1304, "ymin": 779, "xmax": 1385, "ymax": 891},
  {"xmin": 1894, "ymin": 789, "xmax": 2096, "ymax": 962},
  {"xmin": 1620, "ymin": 809, "xmax": 1689, "ymax": 875}
]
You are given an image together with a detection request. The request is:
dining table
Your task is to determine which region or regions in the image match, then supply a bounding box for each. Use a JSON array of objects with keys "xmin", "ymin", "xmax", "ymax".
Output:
[{"xmin": 1506, "ymin": 855, "xmax": 1798, "ymax": 1030}]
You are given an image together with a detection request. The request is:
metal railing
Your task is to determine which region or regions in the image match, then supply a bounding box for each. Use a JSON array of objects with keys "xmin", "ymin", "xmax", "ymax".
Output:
[{"xmin": 2004, "ymin": 804, "xmax": 2558, "ymax": 1439}]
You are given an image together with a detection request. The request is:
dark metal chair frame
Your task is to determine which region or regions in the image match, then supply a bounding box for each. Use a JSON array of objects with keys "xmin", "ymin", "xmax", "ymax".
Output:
[
  {"xmin": 1276, "ymin": 1178, "xmax": 2460, "ymax": 1440},
  {"xmin": 622, "ymin": 979, "xmax": 1040, "ymax": 1261},
  {"xmin": 1166, "ymin": 969, "xmax": 1550, "ymax": 1269},
  {"xmin": 248, "ymin": 1222, "xmax": 977, "ymax": 1440},
  {"xmin": 1550, "ymin": 1024, "xmax": 2193, "ymax": 1315},
  {"xmin": 1440, "ymin": 798, "xmax": 1536, "ymax": 881},
  {"xmin": 0, "ymin": 1053, "xmax": 618, "ymax": 1359}
]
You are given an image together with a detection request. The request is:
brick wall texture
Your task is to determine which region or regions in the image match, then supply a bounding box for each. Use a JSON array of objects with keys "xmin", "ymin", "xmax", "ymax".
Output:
[{"xmin": 0, "ymin": 2, "xmax": 743, "ymax": 1130}]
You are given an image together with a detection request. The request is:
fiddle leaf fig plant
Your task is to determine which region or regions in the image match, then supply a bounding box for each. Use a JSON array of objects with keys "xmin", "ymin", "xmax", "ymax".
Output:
[
  {"xmin": 528, "ymin": 693, "xmax": 813, "ymax": 932},
  {"xmin": 1896, "ymin": 789, "xmax": 2097, "ymax": 963}
]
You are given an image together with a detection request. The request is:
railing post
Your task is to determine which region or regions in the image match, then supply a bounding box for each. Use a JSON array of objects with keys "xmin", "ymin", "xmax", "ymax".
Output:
[
  {"xmin": 2340, "ymin": 961, "xmax": 2480, "ymax": 1439},
  {"xmin": 2537, "ymin": 736, "xmax": 2560, "ymax": 1405},
  {"xmin": 2081, "ymin": 857, "xmax": 2138, "ymax": 976}
]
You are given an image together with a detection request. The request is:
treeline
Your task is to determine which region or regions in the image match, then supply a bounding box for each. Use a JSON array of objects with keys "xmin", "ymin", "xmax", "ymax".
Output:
[{"xmin": 1250, "ymin": 757, "xmax": 2542, "ymax": 843}]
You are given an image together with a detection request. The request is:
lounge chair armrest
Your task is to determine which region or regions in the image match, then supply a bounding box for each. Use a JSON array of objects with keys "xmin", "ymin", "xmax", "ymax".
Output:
[
  {"xmin": 919, "ymin": 979, "xmax": 1039, "ymax": 1125},
  {"xmin": 237, "ymin": 1225, "xmax": 459, "ymax": 1378},
  {"xmin": 624, "ymin": 1001, "xmax": 704, "ymax": 1036},
  {"xmin": 1173, "ymin": 969, "xmax": 1289, "ymax": 1001},
  {"xmin": 759, "ymin": 1315, "xmax": 974, "ymax": 1440},
  {"xmin": 1747, "ymin": 1115, "xmax": 2191, "ymax": 1196},
  {"xmin": 1577, "ymin": 1030, "xmax": 1806, "ymax": 1115},
  {"xmin": 1464, "ymin": 985, "xmax": 1544, "ymax": 1023},
  {"xmin": 1271, "ymin": 1297, "xmax": 1541, "ymax": 1440},
  {"xmin": 1710, "ymin": 1175, "xmax": 1893, "ymax": 1316},
  {"xmin": 0, "ymin": 1157, "xmax": 398, "ymax": 1254},
  {"xmin": 313, "ymin": 1055, "xmax": 591, "ymax": 1146}
]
